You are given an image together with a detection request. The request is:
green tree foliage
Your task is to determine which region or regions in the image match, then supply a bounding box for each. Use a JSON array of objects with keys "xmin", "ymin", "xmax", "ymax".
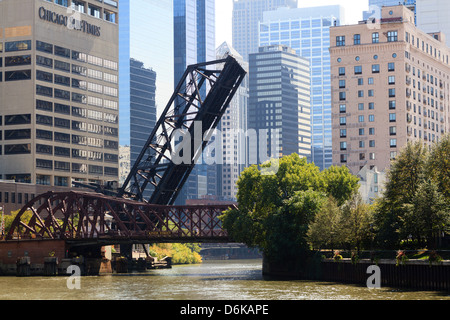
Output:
[
  {"xmin": 402, "ymin": 179, "xmax": 450, "ymax": 249},
  {"xmin": 307, "ymin": 196, "xmax": 342, "ymax": 250},
  {"xmin": 220, "ymin": 153, "xmax": 360, "ymax": 263},
  {"xmin": 339, "ymin": 192, "xmax": 374, "ymax": 253},
  {"xmin": 373, "ymin": 137, "xmax": 450, "ymax": 249},
  {"xmin": 428, "ymin": 134, "xmax": 450, "ymax": 200},
  {"xmin": 148, "ymin": 243, "xmax": 202, "ymax": 265},
  {"xmin": 322, "ymin": 166, "xmax": 360, "ymax": 206},
  {"xmin": 373, "ymin": 141, "xmax": 428, "ymax": 248}
]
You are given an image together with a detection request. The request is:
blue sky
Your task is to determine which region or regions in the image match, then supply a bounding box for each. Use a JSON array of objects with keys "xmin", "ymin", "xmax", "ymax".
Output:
[{"xmin": 215, "ymin": 0, "xmax": 370, "ymax": 47}]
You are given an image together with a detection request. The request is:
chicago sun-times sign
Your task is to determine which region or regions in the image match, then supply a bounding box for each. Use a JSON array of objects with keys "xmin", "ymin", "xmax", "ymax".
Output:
[{"xmin": 38, "ymin": 6, "xmax": 101, "ymax": 37}]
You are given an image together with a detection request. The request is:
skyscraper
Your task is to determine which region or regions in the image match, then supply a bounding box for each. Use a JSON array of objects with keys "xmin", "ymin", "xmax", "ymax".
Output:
[
  {"xmin": 330, "ymin": 5, "xmax": 450, "ymax": 175},
  {"xmin": 260, "ymin": 5, "xmax": 344, "ymax": 170},
  {"xmin": 174, "ymin": 0, "xmax": 216, "ymax": 204},
  {"xmin": 417, "ymin": 0, "xmax": 450, "ymax": 48},
  {"xmin": 119, "ymin": 0, "xmax": 174, "ymax": 169},
  {"xmin": 232, "ymin": 0, "xmax": 298, "ymax": 61},
  {"xmin": 249, "ymin": 45, "xmax": 311, "ymax": 163},
  {"xmin": 0, "ymin": 0, "xmax": 119, "ymax": 188},
  {"xmin": 216, "ymin": 42, "xmax": 249, "ymax": 201}
]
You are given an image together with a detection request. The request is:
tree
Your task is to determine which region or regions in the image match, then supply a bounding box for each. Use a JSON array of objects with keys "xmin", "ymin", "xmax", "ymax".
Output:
[
  {"xmin": 322, "ymin": 166, "xmax": 360, "ymax": 206},
  {"xmin": 307, "ymin": 196, "xmax": 342, "ymax": 251},
  {"xmin": 373, "ymin": 141, "xmax": 428, "ymax": 248},
  {"xmin": 428, "ymin": 134, "xmax": 450, "ymax": 200},
  {"xmin": 221, "ymin": 153, "xmax": 360, "ymax": 263},
  {"xmin": 339, "ymin": 192, "xmax": 374, "ymax": 253},
  {"xmin": 402, "ymin": 179, "xmax": 450, "ymax": 249}
]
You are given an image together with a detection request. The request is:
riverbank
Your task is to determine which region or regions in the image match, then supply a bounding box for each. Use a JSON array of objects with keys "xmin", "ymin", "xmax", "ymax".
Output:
[{"xmin": 263, "ymin": 257, "xmax": 450, "ymax": 292}]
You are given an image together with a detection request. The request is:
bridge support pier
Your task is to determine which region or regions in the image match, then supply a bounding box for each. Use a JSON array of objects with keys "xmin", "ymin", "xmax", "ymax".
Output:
[
  {"xmin": 16, "ymin": 257, "xmax": 31, "ymax": 277},
  {"xmin": 44, "ymin": 257, "xmax": 58, "ymax": 276}
]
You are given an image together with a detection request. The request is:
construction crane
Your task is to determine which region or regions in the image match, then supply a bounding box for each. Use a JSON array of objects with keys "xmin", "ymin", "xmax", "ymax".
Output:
[{"xmin": 75, "ymin": 56, "xmax": 246, "ymax": 206}]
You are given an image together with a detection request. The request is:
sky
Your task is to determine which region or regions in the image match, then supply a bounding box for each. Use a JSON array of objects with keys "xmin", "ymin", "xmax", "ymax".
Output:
[{"xmin": 215, "ymin": 0, "xmax": 370, "ymax": 48}]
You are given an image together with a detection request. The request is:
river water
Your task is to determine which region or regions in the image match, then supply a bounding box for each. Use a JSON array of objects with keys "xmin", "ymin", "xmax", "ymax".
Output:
[{"xmin": 0, "ymin": 259, "xmax": 449, "ymax": 300}]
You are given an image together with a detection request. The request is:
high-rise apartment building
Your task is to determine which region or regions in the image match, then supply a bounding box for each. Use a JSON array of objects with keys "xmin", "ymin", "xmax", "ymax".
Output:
[
  {"xmin": 330, "ymin": 5, "xmax": 450, "ymax": 175},
  {"xmin": 417, "ymin": 0, "xmax": 450, "ymax": 48},
  {"xmin": 216, "ymin": 42, "xmax": 249, "ymax": 201},
  {"xmin": 232, "ymin": 0, "xmax": 298, "ymax": 61},
  {"xmin": 119, "ymin": 0, "xmax": 174, "ymax": 174},
  {"xmin": 174, "ymin": 0, "xmax": 217, "ymax": 205},
  {"xmin": 249, "ymin": 45, "xmax": 311, "ymax": 163},
  {"xmin": 260, "ymin": 5, "xmax": 344, "ymax": 170},
  {"xmin": 0, "ymin": 0, "xmax": 119, "ymax": 187}
]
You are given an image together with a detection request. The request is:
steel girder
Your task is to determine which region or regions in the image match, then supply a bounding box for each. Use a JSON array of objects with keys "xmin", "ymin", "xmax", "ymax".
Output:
[
  {"xmin": 118, "ymin": 56, "xmax": 247, "ymax": 205},
  {"xmin": 5, "ymin": 191, "xmax": 233, "ymax": 244}
]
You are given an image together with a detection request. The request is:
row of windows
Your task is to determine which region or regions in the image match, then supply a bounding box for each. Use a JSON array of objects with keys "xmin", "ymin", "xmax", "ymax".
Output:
[
  {"xmin": 36, "ymin": 40, "xmax": 118, "ymax": 71},
  {"xmin": 45, "ymin": 0, "xmax": 118, "ymax": 23},
  {"xmin": 36, "ymin": 128, "xmax": 117, "ymax": 144},
  {"xmin": 338, "ymin": 63, "xmax": 395, "ymax": 76},
  {"xmin": 35, "ymin": 144, "xmax": 118, "ymax": 162},
  {"xmin": 36, "ymin": 84, "xmax": 117, "ymax": 103},
  {"xmin": 36, "ymin": 158, "xmax": 118, "ymax": 176},
  {"xmin": 336, "ymin": 31, "xmax": 398, "ymax": 47}
]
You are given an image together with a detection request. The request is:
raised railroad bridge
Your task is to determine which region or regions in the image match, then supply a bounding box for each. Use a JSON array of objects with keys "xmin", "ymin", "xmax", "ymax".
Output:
[{"xmin": 4, "ymin": 191, "xmax": 233, "ymax": 245}]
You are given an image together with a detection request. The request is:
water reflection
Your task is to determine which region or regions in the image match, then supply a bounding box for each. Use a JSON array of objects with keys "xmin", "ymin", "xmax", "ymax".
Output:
[{"xmin": 0, "ymin": 260, "xmax": 449, "ymax": 300}]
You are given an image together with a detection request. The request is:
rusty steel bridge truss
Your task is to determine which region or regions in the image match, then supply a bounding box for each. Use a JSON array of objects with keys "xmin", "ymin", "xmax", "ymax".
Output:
[{"xmin": 6, "ymin": 191, "xmax": 233, "ymax": 244}]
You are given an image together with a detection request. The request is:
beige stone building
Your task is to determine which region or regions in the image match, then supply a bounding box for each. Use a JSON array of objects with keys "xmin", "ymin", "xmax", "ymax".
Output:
[
  {"xmin": 0, "ymin": 0, "xmax": 119, "ymax": 189},
  {"xmin": 330, "ymin": 5, "xmax": 450, "ymax": 174}
]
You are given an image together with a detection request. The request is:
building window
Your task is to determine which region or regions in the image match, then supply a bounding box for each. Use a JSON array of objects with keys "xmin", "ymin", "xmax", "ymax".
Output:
[
  {"xmin": 339, "ymin": 80, "xmax": 346, "ymax": 88},
  {"xmin": 5, "ymin": 55, "xmax": 31, "ymax": 67},
  {"xmin": 388, "ymin": 62, "xmax": 395, "ymax": 72},
  {"xmin": 389, "ymin": 101, "xmax": 396, "ymax": 109},
  {"xmin": 36, "ymin": 70, "xmax": 53, "ymax": 83},
  {"xmin": 389, "ymin": 88, "xmax": 396, "ymax": 97},
  {"xmin": 358, "ymin": 78, "xmax": 364, "ymax": 86},
  {"xmin": 340, "ymin": 129, "xmax": 347, "ymax": 138},
  {"xmin": 339, "ymin": 104, "xmax": 346, "ymax": 113},
  {"xmin": 340, "ymin": 117, "xmax": 346, "ymax": 126},
  {"xmin": 339, "ymin": 92, "xmax": 346, "ymax": 101},
  {"xmin": 358, "ymin": 115, "xmax": 364, "ymax": 123},
  {"xmin": 55, "ymin": 0, "xmax": 69, "ymax": 7},
  {"xmin": 387, "ymin": 31, "xmax": 398, "ymax": 42},
  {"xmin": 369, "ymin": 115, "xmax": 375, "ymax": 122},
  {"xmin": 354, "ymin": 34, "xmax": 361, "ymax": 45},
  {"xmin": 369, "ymin": 128, "xmax": 375, "ymax": 135},
  {"xmin": 359, "ymin": 128, "xmax": 365, "ymax": 136},
  {"xmin": 340, "ymin": 154, "xmax": 347, "ymax": 163},
  {"xmin": 389, "ymin": 126, "xmax": 397, "ymax": 135},
  {"xmin": 372, "ymin": 32, "xmax": 379, "ymax": 43},
  {"xmin": 368, "ymin": 102, "xmax": 374, "ymax": 110},
  {"xmin": 340, "ymin": 142, "xmax": 347, "ymax": 150},
  {"xmin": 5, "ymin": 70, "xmax": 31, "ymax": 81},
  {"xmin": 389, "ymin": 113, "xmax": 396, "ymax": 122},
  {"xmin": 338, "ymin": 67, "xmax": 345, "ymax": 76},
  {"xmin": 372, "ymin": 64, "xmax": 380, "ymax": 73},
  {"xmin": 369, "ymin": 140, "xmax": 375, "ymax": 148},
  {"xmin": 390, "ymin": 139, "xmax": 397, "ymax": 148},
  {"xmin": 5, "ymin": 40, "xmax": 31, "ymax": 52},
  {"xmin": 336, "ymin": 36, "xmax": 345, "ymax": 47},
  {"xmin": 54, "ymin": 46, "xmax": 70, "ymax": 59},
  {"xmin": 36, "ymin": 40, "xmax": 53, "ymax": 54},
  {"xmin": 354, "ymin": 66, "xmax": 362, "ymax": 75},
  {"xmin": 388, "ymin": 76, "xmax": 395, "ymax": 85}
]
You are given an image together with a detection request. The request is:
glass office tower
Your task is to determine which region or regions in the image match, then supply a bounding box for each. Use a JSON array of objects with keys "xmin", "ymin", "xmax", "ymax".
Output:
[
  {"xmin": 174, "ymin": 0, "xmax": 216, "ymax": 205},
  {"xmin": 119, "ymin": 0, "xmax": 174, "ymax": 175},
  {"xmin": 260, "ymin": 6, "xmax": 344, "ymax": 170},
  {"xmin": 232, "ymin": 0, "xmax": 298, "ymax": 61}
]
